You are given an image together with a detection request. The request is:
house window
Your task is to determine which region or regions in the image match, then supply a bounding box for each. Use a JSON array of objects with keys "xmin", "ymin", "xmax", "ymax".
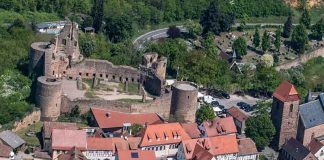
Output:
[{"xmin": 86, "ymin": 73, "xmax": 89, "ymax": 76}]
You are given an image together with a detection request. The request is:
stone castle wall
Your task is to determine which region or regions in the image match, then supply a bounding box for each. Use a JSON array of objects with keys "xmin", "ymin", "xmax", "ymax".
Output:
[
  {"xmin": 276, "ymin": 47, "xmax": 324, "ymax": 70},
  {"xmin": 11, "ymin": 109, "xmax": 41, "ymax": 132}
]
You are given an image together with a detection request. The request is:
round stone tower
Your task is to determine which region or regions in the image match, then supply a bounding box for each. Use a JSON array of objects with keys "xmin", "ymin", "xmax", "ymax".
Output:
[
  {"xmin": 36, "ymin": 76, "xmax": 62, "ymax": 121},
  {"xmin": 29, "ymin": 42, "xmax": 50, "ymax": 75},
  {"xmin": 170, "ymin": 82, "xmax": 198, "ymax": 123}
]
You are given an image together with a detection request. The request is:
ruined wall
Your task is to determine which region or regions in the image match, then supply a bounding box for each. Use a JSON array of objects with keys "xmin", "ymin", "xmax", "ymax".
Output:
[
  {"xmin": 276, "ymin": 47, "xmax": 324, "ymax": 70},
  {"xmin": 61, "ymin": 96, "xmax": 132, "ymax": 114},
  {"xmin": 143, "ymin": 74, "xmax": 163, "ymax": 96},
  {"xmin": 29, "ymin": 42, "xmax": 50, "ymax": 75},
  {"xmin": 11, "ymin": 110, "xmax": 41, "ymax": 132},
  {"xmin": 36, "ymin": 77, "xmax": 62, "ymax": 121},
  {"xmin": 131, "ymin": 93, "xmax": 172, "ymax": 120},
  {"xmin": 67, "ymin": 59, "xmax": 140, "ymax": 82}
]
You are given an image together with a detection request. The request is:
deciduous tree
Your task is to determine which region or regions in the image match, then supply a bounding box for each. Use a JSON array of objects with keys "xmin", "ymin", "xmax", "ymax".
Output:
[
  {"xmin": 300, "ymin": 9, "xmax": 311, "ymax": 29},
  {"xmin": 167, "ymin": 25, "xmax": 181, "ymax": 39},
  {"xmin": 311, "ymin": 18, "xmax": 324, "ymax": 40},
  {"xmin": 196, "ymin": 104, "xmax": 216, "ymax": 124},
  {"xmin": 233, "ymin": 37, "xmax": 247, "ymax": 57}
]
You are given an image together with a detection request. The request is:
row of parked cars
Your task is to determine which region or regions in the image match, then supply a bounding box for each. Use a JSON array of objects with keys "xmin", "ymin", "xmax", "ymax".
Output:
[{"xmin": 237, "ymin": 102, "xmax": 254, "ymax": 112}]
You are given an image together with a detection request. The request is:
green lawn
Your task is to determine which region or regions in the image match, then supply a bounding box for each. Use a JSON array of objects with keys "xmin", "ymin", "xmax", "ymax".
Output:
[
  {"xmin": 303, "ymin": 57, "xmax": 324, "ymax": 89},
  {"xmin": 0, "ymin": 9, "xmax": 60, "ymax": 24},
  {"xmin": 16, "ymin": 121, "xmax": 43, "ymax": 147}
]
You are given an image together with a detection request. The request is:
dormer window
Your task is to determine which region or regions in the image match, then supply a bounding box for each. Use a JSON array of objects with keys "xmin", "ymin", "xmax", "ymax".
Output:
[
  {"xmin": 164, "ymin": 132, "xmax": 169, "ymax": 140},
  {"xmin": 147, "ymin": 134, "xmax": 152, "ymax": 142},
  {"xmin": 155, "ymin": 133, "xmax": 160, "ymax": 141}
]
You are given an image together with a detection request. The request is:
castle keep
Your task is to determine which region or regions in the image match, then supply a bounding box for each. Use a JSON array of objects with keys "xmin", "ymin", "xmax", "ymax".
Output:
[{"xmin": 31, "ymin": 21, "xmax": 197, "ymax": 123}]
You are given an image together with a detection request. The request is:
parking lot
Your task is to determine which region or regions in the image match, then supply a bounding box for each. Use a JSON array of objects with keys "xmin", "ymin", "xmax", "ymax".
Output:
[{"xmin": 208, "ymin": 94, "xmax": 268, "ymax": 116}]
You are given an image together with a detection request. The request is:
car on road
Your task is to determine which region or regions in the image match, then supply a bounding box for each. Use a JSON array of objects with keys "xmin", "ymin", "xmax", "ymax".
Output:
[
  {"xmin": 210, "ymin": 90, "xmax": 230, "ymax": 99},
  {"xmin": 218, "ymin": 105, "xmax": 225, "ymax": 109},
  {"xmin": 211, "ymin": 101, "xmax": 219, "ymax": 107},
  {"xmin": 222, "ymin": 92, "xmax": 230, "ymax": 99},
  {"xmin": 237, "ymin": 102, "xmax": 251, "ymax": 110}
]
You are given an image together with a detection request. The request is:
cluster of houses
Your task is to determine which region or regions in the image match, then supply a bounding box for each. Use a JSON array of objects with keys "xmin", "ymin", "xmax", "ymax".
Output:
[{"xmin": 22, "ymin": 107, "xmax": 257, "ymax": 160}]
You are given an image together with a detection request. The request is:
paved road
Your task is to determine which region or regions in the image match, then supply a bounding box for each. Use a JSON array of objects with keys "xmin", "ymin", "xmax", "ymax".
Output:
[
  {"xmin": 133, "ymin": 26, "xmax": 187, "ymax": 50},
  {"xmin": 133, "ymin": 23, "xmax": 301, "ymax": 50}
]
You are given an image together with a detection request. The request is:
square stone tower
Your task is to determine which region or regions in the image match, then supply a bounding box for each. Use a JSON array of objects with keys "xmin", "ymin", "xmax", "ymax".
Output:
[{"xmin": 271, "ymin": 80, "xmax": 300, "ymax": 150}]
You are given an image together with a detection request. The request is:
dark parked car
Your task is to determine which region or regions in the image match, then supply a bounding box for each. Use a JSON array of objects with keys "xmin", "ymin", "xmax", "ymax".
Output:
[
  {"xmin": 218, "ymin": 105, "xmax": 225, "ymax": 109},
  {"xmin": 211, "ymin": 101, "xmax": 219, "ymax": 106},
  {"xmin": 237, "ymin": 102, "xmax": 245, "ymax": 107},
  {"xmin": 222, "ymin": 92, "xmax": 230, "ymax": 99}
]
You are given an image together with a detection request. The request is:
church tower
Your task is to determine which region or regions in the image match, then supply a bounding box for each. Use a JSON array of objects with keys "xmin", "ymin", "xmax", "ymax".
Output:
[{"xmin": 271, "ymin": 80, "xmax": 300, "ymax": 150}]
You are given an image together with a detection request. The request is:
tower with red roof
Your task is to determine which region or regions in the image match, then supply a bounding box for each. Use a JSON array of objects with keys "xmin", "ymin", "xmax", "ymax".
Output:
[{"xmin": 271, "ymin": 80, "xmax": 300, "ymax": 150}]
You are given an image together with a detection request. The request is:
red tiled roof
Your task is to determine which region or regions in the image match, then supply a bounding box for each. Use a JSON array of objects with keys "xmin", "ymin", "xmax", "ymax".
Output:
[
  {"xmin": 192, "ymin": 144, "xmax": 214, "ymax": 160},
  {"xmin": 181, "ymin": 123, "xmax": 201, "ymax": 138},
  {"xmin": 227, "ymin": 107, "xmax": 249, "ymax": 122},
  {"xmin": 52, "ymin": 129, "xmax": 87, "ymax": 151},
  {"xmin": 43, "ymin": 122, "xmax": 78, "ymax": 139},
  {"xmin": 118, "ymin": 150, "xmax": 156, "ymax": 160},
  {"xmin": 0, "ymin": 143, "xmax": 11, "ymax": 158},
  {"xmin": 308, "ymin": 138, "xmax": 324, "ymax": 154},
  {"xmin": 87, "ymin": 137, "xmax": 114, "ymax": 151},
  {"xmin": 57, "ymin": 147, "xmax": 87, "ymax": 160},
  {"xmin": 237, "ymin": 138, "xmax": 258, "ymax": 156},
  {"xmin": 273, "ymin": 80, "xmax": 299, "ymax": 102},
  {"xmin": 182, "ymin": 135, "xmax": 239, "ymax": 159},
  {"xmin": 202, "ymin": 117, "xmax": 237, "ymax": 137},
  {"xmin": 112, "ymin": 137, "xmax": 141, "ymax": 152},
  {"xmin": 139, "ymin": 123, "xmax": 191, "ymax": 147},
  {"xmin": 91, "ymin": 108, "xmax": 163, "ymax": 129}
]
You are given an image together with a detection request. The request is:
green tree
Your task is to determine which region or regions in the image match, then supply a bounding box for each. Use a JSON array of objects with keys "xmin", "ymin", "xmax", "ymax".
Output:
[
  {"xmin": 233, "ymin": 37, "xmax": 247, "ymax": 57},
  {"xmin": 167, "ymin": 25, "xmax": 181, "ymax": 39},
  {"xmin": 245, "ymin": 114, "xmax": 276, "ymax": 150},
  {"xmin": 253, "ymin": 28, "xmax": 261, "ymax": 48},
  {"xmin": 130, "ymin": 124, "xmax": 144, "ymax": 136},
  {"xmin": 105, "ymin": 14, "xmax": 134, "ymax": 43},
  {"xmin": 254, "ymin": 67, "xmax": 282, "ymax": 95},
  {"xmin": 184, "ymin": 19, "xmax": 202, "ymax": 38},
  {"xmin": 274, "ymin": 28, "xmax": 281, "ymax": 51},
  {"xmin": 92, "ymin": 0, "xmax": 104, "ymax": 32},
  {"xmin": 260, "ymin": 54, "xmax": 274, "ymax": 68},
  {"xmin": 311, "ymin": 18, "xmax": 324, "ymax": 40},
  {"xmin": 261, "ymin": 30, "xmax": 270, "ymax": 53},
  {"xmin": 252, "ymin": 100, "xmax": 272, "ymax": 116},
  {"xmin": 300, "ymin": 9, "xmax": 311, "ymax": 29},
  {"xmin": 200, "ymin": 1, "xmax": 235, "ymax": 35},
  {"xmin": 291, "ymin": 25, "xmax": 309, "ymax": 54},
  {"xmin": 70, "ymin": 105, "xmax": 81, "ymax": 117},
  {"xmin": 196, "ymin": 104, "xmax": 216, "ymax": 124},
  {"xmin": 283, "ymin": 14, "xmax": 293, "ymax": 38},
  {"xmin": 203, "ymin": 32, "xmax": 218, "ymax": 57}
]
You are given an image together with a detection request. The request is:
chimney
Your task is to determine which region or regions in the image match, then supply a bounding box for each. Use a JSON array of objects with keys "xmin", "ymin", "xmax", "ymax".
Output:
[{"xmin": 106, "ymin": 112, "xmax": 110, "ymax": 118}]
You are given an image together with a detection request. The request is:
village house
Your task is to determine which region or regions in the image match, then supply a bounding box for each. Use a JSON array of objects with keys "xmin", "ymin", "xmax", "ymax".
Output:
[
  {"xmin": 57, "ymin": 147, "xmax": 87, "ymax": 160},
  {"xmin": 90, "ymin": 107, "xmax": 163, "ymax": 136},
  {"xmin": 139, "ymin": 123, "xmax": 191, "ymax": 159},
  {"xmin": 86, "ymin": 137, "xmax": 115, "ymax": 160},
  {"xmin": 117, "ymin": 150, "xmax": 156, "ymax": 160},
  {"xmin": 51, "ymin": 129, "xmax": 87, "ymax": 160},
  {"xmin": 199, "ymin": 116, "xmax": 237, "ymax": 137},
  {"xmin": 177, "ymin": 134, "xmax": 239, "ymax": 160},
  {"xmin": 227, "ymin": 107, "xmax": 249, "ymax": 135},
  {"xmin": 237, "ymin": 138, "xmax": 259, "ymax": 160},
  {"xmin": 42, "ymin": 122, "xmax": 78, "ymax": 151},
  {"xmin": 279, "ymin": 138, "xmax": 316, "ymax": 160},
  {"xmin": 308, "ymin": 138, "xmax": 324, "ymax": 160},
  {"xmin": 0, "ymin": 143, "xmax": 13, "ymax": 160},
  {"xmin": 0, "ymin": 130, "xmax": 26, "ymax": 151},
  {"xmin": 181, "ymin": 123, "xmax": 201, "ymax": 139}
]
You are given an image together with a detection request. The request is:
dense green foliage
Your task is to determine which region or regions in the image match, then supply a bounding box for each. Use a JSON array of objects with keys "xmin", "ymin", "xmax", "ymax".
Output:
[
  {"xmin": 105, "ymin": 14, "xmax": 134, "ymax": 43},
  {"xmin": 291, "ymin": 25, "xmax": 309, "ymax": 54},
  {"xmin": 200, "ymin": 1, "xmax": 235, "ymax": 35},
  {"xmin": 261, "ymin": 30, "xmax": 271, "ymax": 53},
  {"xmin": 233, "ymin": 37, "xmax": 247, "ymax": 57},
  {"xmin": 130, "ymin": 124, "xmax": 144, "ymax": 136},
  {"xmin": 274, "ymin": 28, "xmax": 281, "ymax": 51},
  {"xmin": 167, "ymin": 25, "xmax": 181, "ymax": 39},
  {"xmin": 300, "ymin": 9, "xmax": 311, "ymax": 29},
  {"xmin": 311, "ymin": 18, "xmax": 324, "ymax": 40},
  {"xmin": 283, "ymin": 15, "xmax": 293, "ymax": 38},
  {"xmin": 245, "ymin": 114, "xmax": 276, "ymax": 150},
  {"xmin": 196, "ymin": 104, "xmax": 216, "ymax": 124},
  {"xmin": 253, "ymin": 28, "xmax": 261, "ymax": 48}
]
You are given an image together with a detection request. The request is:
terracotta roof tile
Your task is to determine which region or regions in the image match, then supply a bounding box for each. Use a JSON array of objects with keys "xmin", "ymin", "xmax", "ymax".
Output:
[
  {"xmin": 91, "ymin": 108, "xmax": 163, "ymax": 129},
  {"xmin": 273, "ymin": 80, "xmax": 299, "ymax": 102},
  {"xmin": 202, "ymin": 117, "xmax": 237, "ymax": 137},
  {"xmin": 0, "ymin": 143, "xmax": 11, "ymax": 158},
  {"xmin": 87, "ymin": 137, "xmax": 114, "ymax": 151},
  {"xmin": 192, "ymin": 144, "xmax": 214, "ymax": 160},
  {"xmin": 118, "ymin": 150, "xmax": 156, "ymax": 160},
  {"xmin": 182, "ymin": 135, "xmax": 239, "ymax": 159},
  {"xmin": 308, "ymin": 138, "xmax": 324, "ymax": 154},
  {"xmin": 139, "ymin": 123, "xmax": 191, "ymax": 147},
  {"xmin": 181, "ymin": 123, "xmax": 201, "ymax": 138},
  {"xmin": 112, "ymin": 137, "xmax": 141, "ymax": 153},
  {"xmin": 57, "ymin": 147, "xmax": 87, "ymax": 160},
  {"xmin": 52, "ymin": 129, "xmax": 87, "ymax": 151},
  {"xmin": 43, "ymin": 122, "xmax": 78, "ymax": 139},
  {"xmin": 237, "ymin": 138, "xmax": 258, "ymax": 156},
  {"xmin": 227, "ymin": 107, "xmax": 249, "ymax": 122}
]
